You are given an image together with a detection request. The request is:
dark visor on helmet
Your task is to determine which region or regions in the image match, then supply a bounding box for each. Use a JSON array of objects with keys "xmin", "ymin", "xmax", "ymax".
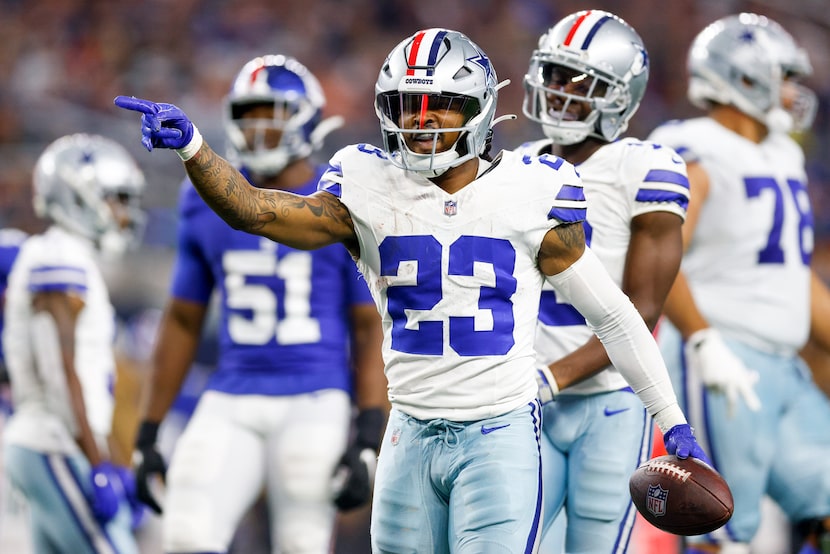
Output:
[{"xmin": 377, "ymin": 92, "xmax": 480, "ymax": 128}]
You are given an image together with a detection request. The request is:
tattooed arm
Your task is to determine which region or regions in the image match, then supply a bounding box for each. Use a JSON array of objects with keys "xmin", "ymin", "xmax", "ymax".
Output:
[
  {"xmin": 183, "ymin": 141, "xmax": 357, "ymax": 250},
  {"xmin": 538, "ymin": 222, "xmax": 586, "ymax": 276},
  {"xmin": 112, "ymin": 95, "xmax": 356, "ymax": 250}
]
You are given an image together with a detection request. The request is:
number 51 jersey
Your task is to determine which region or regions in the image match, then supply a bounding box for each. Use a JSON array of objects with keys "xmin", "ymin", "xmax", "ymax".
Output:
[
  {"xmin": 172, "ymin": 170, "xmax": 374, "ymax": 397},
  {"xmin": 319, "ymin": 144, "xmax": 586, "ymax": 421}
]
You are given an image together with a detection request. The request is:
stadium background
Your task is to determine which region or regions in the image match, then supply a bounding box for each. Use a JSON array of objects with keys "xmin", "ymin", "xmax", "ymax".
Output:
[{"xmin": 0, "ymin": 0, "xmax": 827, "ymax": 552}]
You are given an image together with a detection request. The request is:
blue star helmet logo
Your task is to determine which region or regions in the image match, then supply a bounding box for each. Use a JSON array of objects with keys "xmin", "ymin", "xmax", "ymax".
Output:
[
  {"xmin": 467, "ymin": 51, "xmax": 494, "ymax": 83},
  {"xmin": 80, "ymin": 150, "xmax": 95, "ymax": 164},
  {"xmin": 739, "ymin": 29, "xmax": 755, "ymax": 43}
]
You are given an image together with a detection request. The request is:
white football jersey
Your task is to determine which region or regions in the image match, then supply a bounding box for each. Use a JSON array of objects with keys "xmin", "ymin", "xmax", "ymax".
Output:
[
  {"xmin": 319, "ymin": 145, "xmax": 585, "ymax": 421},
  {"xmin": 519, "ymin": 138, "xmax": 689, "ymax": 395},
  {"xmin": 649, "ymin": 118, "xmax": 811, "ymax": 354},
  {"xmin": 3, "ymin": 226, "xmax": 116, "ymax": 453}
]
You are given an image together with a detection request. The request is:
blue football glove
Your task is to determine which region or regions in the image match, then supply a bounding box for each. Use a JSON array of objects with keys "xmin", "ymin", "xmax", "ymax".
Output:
[
  {"xmin": 113, "ymin": 96, "xmax": 195, "ymax": 153},
  {"xmin": 89, "ymin": 462, "xmax": 121, "ymax": 524},
  {"xmin": 113, "ymin": 465, "xmax": 146, "ymax": 530},
  {"xmin": 663, "ymin": 424, "xmax": 711, "ymax": 466}
]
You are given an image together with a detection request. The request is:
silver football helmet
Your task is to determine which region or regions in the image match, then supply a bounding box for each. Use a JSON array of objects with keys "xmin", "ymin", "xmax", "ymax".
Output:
[
  {"xmin": 33, "ymin": 133, "xmax": 145, "ymax": 254},
  {"xmin": 375, "ymin": 28, "xmax": 510, "ymax": 177},
  {"xmin": 687, "ymin": 13, "xmax": 817, "ymax": 133},
  {"xmin": 523, "ymin": 10, "xmax": 649, "ymax": 145},
  {"xmin": 224, "ymin": 55, "xmax": 343, "ymax": 176}
]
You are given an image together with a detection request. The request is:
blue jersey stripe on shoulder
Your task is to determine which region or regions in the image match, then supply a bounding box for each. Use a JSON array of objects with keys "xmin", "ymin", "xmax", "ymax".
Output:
[
  {"xmin": 28, "ymin": 266, "xmax": 87, "ymax": 293},
  {"xmin": 318, "ymin": 180, "xmax": 341, "ymax": 197},
  {"xmin": 635, "ymin": 189, "xmax": 689, "ymax": 211},
  {"xmin": 318, "ymin": 162, "xmax": 343, "ymax": 197},
  {"xmin": 548, "ymin": 206, "xmax": 587, "ymax": 223},
  {"xmin": 644, "ymin": 169, "xmax": 690, "ymax": 190},
  {"xmin": 555, "ymin": 184, "xmax": 586, "ymax": 202}
]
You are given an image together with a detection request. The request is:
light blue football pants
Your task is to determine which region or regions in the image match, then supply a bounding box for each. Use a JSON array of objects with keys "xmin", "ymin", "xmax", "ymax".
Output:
[
  {"xmin": 659, "ymin": 322, "xmax": 830, "ymax": 544},
  {"xmin": 3, "ymin": 444, "xmax": 137, "ymax": 554},
  {"xmin": 538, "ymin": 388, "xmax": 652, "ymax": 554},
  {"xmin": 371, "ymin": 402, "xmax": 543, "ymax": 554}
]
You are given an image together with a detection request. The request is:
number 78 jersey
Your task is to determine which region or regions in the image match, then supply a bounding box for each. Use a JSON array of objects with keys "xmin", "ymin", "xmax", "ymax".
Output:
[
  {"xmin": 319, "ymin": 145, "xmax": 586, "ymax": 421},
  {"xmin": 648, "ymin": 117, "xmax": 812, "ymax": 352}
]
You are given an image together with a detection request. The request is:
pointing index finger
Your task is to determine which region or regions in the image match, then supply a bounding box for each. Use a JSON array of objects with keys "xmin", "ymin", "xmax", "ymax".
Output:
[{"xmin": 114, "ymin": 96, "xmax": 159, "ymax": 115}]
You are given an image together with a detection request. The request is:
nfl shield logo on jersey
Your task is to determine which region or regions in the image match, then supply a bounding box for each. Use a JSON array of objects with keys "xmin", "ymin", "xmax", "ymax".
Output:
[
  {"xmin": 646, "ymin": 484, "xmax": 668, "ymax": 517},
  {"xmin": 444, "ymin": 200, "xmax": 457, "ymax": 217}
]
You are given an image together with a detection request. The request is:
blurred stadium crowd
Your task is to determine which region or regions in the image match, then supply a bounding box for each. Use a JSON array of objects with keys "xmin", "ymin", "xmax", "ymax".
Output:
[{"xmin": 2, "ymin": 0, "xmax": 829, "ymax": 264}]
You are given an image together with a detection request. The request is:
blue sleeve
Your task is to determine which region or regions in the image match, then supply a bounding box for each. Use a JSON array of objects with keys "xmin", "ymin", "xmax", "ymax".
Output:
[
  {"xmin": 342, "ymin": 248, "xmax": 374, "ymax": 306},
  {"xmin": 170, "ymin": 184, "xmax": 214, "ymax": 304}
]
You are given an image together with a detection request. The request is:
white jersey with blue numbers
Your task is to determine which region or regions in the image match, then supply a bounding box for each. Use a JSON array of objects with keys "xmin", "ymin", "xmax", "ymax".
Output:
[
  {"xmin": 518, "ymin": 138, "xmax": 689, "ymax": 395},
  {"xmin": 649, "ymin": 118, "xmax": 812, "ymax": 354},
  {"xmin": 319, "ymin": 145, "xmax": 586, "ymax": 421},
  {"xmin": 2, "ymin": 226, "xmax": 116, "ymax": 454},
  {"xmin": 171, "ymin": 167, "xmax": 374, "ymax": 397}
]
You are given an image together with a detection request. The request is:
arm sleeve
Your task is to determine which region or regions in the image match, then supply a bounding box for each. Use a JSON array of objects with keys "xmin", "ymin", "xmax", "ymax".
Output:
[{"xmin": 545, "ymin": 247, "xmax": 686, "ymax": 432}]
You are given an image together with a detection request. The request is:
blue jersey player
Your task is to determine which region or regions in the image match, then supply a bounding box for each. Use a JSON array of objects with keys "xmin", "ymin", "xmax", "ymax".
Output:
[
  {"xmin": 129, "ymin": 56, "xmax": 386, "ymax": 554},
  {"xmin": 116, "ymin": 29, "xmax": 708, "ymax": 554}
]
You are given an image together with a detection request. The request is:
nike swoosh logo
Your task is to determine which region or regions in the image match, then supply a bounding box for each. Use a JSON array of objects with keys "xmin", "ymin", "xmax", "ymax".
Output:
[
  {"xmin": 604, "ymin": 407, "xmax": 631, "ymax": 417},
  {"xmin": 481, "ymin": 424, "xmax": 511, "ymax": 435}
]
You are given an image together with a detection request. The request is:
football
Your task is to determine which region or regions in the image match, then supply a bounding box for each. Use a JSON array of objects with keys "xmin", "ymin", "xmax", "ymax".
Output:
[{"xmin": 629, "ymin": 455, "xmax": 733, "ymax": 536}]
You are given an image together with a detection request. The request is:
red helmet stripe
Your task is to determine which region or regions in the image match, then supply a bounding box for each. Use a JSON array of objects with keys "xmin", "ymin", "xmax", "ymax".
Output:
[
  {"xmin": 563, "ymin": 10, "xmax": 592, "ymax": 46},
  {"xmin": 249, "ymin": 66, "xmax": 265, "ymax": 84},
  {"xmin": 406, "ymin": 31, "xmax": 426, "ymax": 76}
]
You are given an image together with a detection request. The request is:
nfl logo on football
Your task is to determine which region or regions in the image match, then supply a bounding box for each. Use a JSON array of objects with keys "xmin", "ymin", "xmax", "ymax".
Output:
[
  {"xmin": 646, "ymin": 484, "xmax": 668, "ymax": 517},
  {"xmin": 444, "ymin": 200, "xmax": 457, "ymax": 217}
]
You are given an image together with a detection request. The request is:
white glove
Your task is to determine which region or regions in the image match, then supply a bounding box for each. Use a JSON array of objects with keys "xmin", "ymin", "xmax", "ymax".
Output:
[
  {"xmin": 536, "ymin": 364, "xmax": 560, "ymax": 405},
  {"xmin": 685, "ymin": 328, "xmax": 761, "ymax": 414}
]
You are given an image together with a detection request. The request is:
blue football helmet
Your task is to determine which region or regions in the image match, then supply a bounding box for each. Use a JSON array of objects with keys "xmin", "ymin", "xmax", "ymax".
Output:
[{"xmin": 224, "ymin": 55, "xmax": 343, "ymax": 175}]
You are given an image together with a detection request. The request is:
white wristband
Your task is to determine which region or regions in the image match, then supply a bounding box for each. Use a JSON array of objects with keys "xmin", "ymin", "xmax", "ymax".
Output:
[
  {"xmin": 536, "ymin": 365, "xmax": 559, "ymax": 404},
  {"xmin": 175, "ymin": 125, "xmax": 203, "ymax": 161}
]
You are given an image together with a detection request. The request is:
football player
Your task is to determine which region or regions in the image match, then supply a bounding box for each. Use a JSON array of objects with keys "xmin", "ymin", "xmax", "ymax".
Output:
[
  {"xmin": 115, "ymin": 29, "xmax": 707, "ymax": 553},
  {"xmin": 2, "ymin": 134, "xmax": 145, "ymax": 554},
  {"xmin": 129, "ymin": 55, "xmax": 388, "ymax": 554},
  {"xmin": 520, "ymin": 10, "xmax": 690, "ymax": 553},
  {"xmin": 648, "ymin": 13, "xmax": 830, "ymax": 553}
]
